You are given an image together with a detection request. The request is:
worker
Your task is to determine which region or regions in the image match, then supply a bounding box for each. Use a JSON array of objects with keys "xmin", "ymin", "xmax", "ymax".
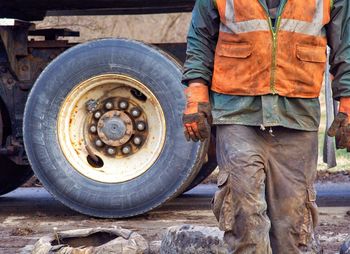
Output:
[{"xmin": 182, "ymin": 0, "xmax": 350, "ymax": 253}]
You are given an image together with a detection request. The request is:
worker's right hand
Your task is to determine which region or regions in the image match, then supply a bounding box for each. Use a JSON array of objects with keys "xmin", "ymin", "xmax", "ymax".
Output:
[
  {"xmin": 182, "ymin": 83, "xmax": 212, "ymax": 142},
  {"xmin": 327, "ymin": 97, "xmax": 350, "ymax": 152}
]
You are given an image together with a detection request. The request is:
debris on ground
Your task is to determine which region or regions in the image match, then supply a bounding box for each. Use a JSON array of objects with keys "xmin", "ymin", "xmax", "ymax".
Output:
[
  {"xmin": 160, "ymin": 225, "xmax": 229, "ymax": 254},
  {"xmin": 22, "ymin": 176, "xmax": 42, "ymax": 188},
  {"xmin": 31, "ymin": 227, "xmax": 149, "ymax": 254},
  {"xmin": 149, "ymin": 240, "xmax": 162, "ymax": 254},
  {"xmin": 2, "ymin": 188, "xmax": 349, "ymax": 254},
  {"xmin": 11, "ymin": 227, "xmax": 34, "ymax": 236},
  {"xmin": 317, "ymin": 170, "xmax": 350, "ymax": 183}
]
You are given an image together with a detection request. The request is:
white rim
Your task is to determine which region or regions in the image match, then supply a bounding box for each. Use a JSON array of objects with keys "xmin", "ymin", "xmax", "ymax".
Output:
[{"xmin": 57, "ymin": 74, "xmax": 166, "ymax": 183}]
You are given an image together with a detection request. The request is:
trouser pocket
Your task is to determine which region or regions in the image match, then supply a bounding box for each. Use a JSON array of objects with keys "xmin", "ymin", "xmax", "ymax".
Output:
[
  {"xmin": 212, "ymin": 171, "xmax": 234, "ymax": 231},
  {"xmin": 299, "ymin": 187, "xmax": 318, "ymax": 246}
]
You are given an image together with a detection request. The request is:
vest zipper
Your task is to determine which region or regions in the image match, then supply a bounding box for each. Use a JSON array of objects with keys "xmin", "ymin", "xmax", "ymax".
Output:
[
  {"xmin": 268, "ymin": 16, "xmax": 282, "ymax": 94},
  {"xmin": 258, "ymin": 0, "xmax": 287, "ymax": 94}
]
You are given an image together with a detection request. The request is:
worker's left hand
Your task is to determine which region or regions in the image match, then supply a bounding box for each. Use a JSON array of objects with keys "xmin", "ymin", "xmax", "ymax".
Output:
[{"xmin": 328, "ymin": 97, "xmax": 350, "ymax": 152}]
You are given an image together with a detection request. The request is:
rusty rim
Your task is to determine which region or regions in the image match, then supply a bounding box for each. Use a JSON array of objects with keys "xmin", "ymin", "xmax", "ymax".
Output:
[{"xmin": 57, "ymin": 74, "xmax": 166, "ymax": 183}]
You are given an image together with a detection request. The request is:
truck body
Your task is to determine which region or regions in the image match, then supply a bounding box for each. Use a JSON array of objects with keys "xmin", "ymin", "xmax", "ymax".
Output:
[{"xmin": 1, "ymin": 0, "xmax": 195, "ymax": 20}]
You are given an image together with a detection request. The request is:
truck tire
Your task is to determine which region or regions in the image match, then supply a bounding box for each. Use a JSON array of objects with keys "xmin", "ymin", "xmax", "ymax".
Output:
[
  {"xmin": 24, "ymin": 39, "xmax": 208, "ymax": 218},
  {"xmin": 0, "ymin": 156, "xmax": 33, "ymax": 196}
]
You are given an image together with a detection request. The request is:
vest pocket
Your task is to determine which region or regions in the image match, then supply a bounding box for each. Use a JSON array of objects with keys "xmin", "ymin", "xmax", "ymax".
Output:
[
  {"xmin": 212, "ymin": 42, "xmax": 254, "ymax": 94},
  {"xmin": 217, "ymin": 42, "xmax": 253, "ymax": 58},
  {"xmin": 289, "ymin": 44, "xmax": 327, "ymax": 96},
  {"xmin": 296, "ymin": 45, "xmax": 326, "ymax": 63}
]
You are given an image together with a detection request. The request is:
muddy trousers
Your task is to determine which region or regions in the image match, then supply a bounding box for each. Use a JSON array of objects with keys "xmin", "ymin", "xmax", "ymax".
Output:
[{"xmin": 212, "ymin": 125, "xmax": 319, "ymax": 254}]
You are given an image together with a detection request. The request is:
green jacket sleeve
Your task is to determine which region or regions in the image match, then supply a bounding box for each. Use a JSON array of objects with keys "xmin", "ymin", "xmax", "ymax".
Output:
[
  {"xmin": 181, "ymin": 0, "xmax": 220, "ymax": 86},
  {"xmin": 327, "ymin": 0, "xmax": 350, "ymax": 99}
]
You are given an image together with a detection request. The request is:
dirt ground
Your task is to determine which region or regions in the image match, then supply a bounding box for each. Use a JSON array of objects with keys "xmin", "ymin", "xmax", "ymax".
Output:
[
  {"xmin": 317, "ymin": 170, "xmax": 350, "ymax": 183},
  {"xmin": 0, "ymin": 187, "xmax": 349, "ymax": 254},
  {"xmin": 16, "ymin": 172, "xmax": 350, "ymax": 253},
  {"xmin": 318, "ymin": 207, "xmax": 350, "ymax": 253},
  {"xmin": 1, "ymin": 209, "xmax": 349, "ymax": 254}
]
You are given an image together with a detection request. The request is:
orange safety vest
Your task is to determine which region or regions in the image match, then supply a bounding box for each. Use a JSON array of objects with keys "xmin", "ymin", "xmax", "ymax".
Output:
[{"xmin": 211, "ymin": 0, "xmax": 331, "ymax": 98}]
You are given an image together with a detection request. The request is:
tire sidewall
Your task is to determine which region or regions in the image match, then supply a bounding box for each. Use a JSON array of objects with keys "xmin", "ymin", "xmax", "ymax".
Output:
[{"xmin": 24, "ymin": 39, "xmax": 203, "ymax": 217}]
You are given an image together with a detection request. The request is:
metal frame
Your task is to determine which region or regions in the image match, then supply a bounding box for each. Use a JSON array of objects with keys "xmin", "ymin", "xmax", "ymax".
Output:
[{"xmin": 0, "ymin": 1, "xmax": 196, "ymax": 21}]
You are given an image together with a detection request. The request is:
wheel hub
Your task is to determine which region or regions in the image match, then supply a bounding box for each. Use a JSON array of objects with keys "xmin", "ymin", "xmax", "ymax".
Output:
[
  {"xmin": 57, "ymin": 74, "xmax": 166, "ymax": 183},
  {"xmin": 97, "ymin": 110, "xmax": 133, "ymax": 147},
  {"xmin": 101, "ymin": 117, "xmax": 126, "ymax": 140}
]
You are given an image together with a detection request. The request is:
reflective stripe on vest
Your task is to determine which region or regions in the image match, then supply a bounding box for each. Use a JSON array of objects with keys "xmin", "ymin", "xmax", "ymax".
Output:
[
  {"xmin": 220, "ymin": 0, "xmax": 325, "ymax": 36},
  {"xmin": 212, "ymin": 0, "xmax": 331, "ymax": 98}
]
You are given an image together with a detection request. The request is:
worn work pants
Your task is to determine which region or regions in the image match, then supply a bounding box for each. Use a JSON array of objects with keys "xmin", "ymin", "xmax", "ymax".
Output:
[{"xmin": 212, "ymin": 125, "xmax": 319, "ymax": 254}]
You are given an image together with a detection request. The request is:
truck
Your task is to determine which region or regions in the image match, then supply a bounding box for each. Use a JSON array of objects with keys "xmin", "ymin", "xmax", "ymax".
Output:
[{"xmin": 0, "ymin": 0, "xmax": 219, "ymax": 218}]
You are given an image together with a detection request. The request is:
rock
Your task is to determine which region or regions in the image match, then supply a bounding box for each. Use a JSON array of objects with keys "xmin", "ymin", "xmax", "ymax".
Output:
[
  {"xmin": 19, "ymin": 244, "xmax": 34, "ymax": 254},
  {"xmin": 31, "ymin": 227, "xmax": 149, "ymax": 254},
  {"xmin": 160, "ymin": 225, "xmax": 230, "ymax": 254},
  {"xmin": 340, "ymin": 239, "xmax": 350, "ymax": 254},
  {"xmin": 149, "ymin": 240, "xmax": 162, "ymax": 254}
]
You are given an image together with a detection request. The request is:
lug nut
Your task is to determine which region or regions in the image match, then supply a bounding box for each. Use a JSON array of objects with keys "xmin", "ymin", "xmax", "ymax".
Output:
[
  {"xmin": 119, "ymin": 101, "xmax": 129, "ymax": 110},
  {"xmin": 136, "ymin": 122, "xmax": 146, "ymax": 131},
  {"xmin": 133, "ymin": 136, "xmax": 142, "ymax": 146},
  {"xmin": 107, "ymin": 147, "xmax": 116, "ymax": 155},
  {"xmin": 90, "ymin": 125, "xmax": 97, "ymax": 133},
  {"xmin": 122, "ymin": 145, "xmax": 131, "ymax": 155},
  {"xmin": 131, "ymin": 108, "xmax": 141, "ymax": 118},
  {"xmin": 95, "ymin": 139, "xmax": 103, "ymax": 147},
  {"xmin": 94, "ymin": 111, "xmax": 102, "ymax": 119},
  {"xmin": 105, "ymin": 102, "xmax": 113, "ymax": 110}
]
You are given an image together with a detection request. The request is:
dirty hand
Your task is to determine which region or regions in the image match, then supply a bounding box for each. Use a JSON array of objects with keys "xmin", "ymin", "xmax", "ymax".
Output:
[
  {"xmin": 327, "ymin": 97, "xmax": 350, "ymax": 152},
  {"xmin": 183, "ymin": 83, "xmax": 212, "ymax": 142}
]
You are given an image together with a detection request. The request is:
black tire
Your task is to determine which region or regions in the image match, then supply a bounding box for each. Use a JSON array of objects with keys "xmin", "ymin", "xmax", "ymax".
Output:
[
  {"xmin": 24, "ymin": 39, "xmax": 207, "ymax": 218},
  {"xmin": 0, "ymin": 156, "xmax": 33, "ymax": 196}
]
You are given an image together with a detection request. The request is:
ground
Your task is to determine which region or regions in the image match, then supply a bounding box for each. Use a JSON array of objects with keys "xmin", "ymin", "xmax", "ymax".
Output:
[{"xmin": 1, "ymin": 184, "xmax": 349, "ymax": 254}]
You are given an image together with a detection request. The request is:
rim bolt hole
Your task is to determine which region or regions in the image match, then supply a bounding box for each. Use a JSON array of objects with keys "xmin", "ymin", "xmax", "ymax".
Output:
[
  {"xmin": 87, "ymin": 155, "xmax": 104, "ymax": 168},
  {"xmin": 94, "ymin": 111, "xmax": 102, "ymax": 119},
  {"xmin": 90, "ymin": 125, "xmax": 97, "ymax": 133},
  {"xmin": 131, "ymin": 108, "xmax": 141, "ymax": 118},
  {"xmin": 119, "ymin": 101, "xmax": 129, "ymax": 110},
  {"xmin": 95, "ymin": 139, "xmax": 104, "ymax": 147},
  {"xmin": 133, "ymin": 136, "xmax": 142, "ymax": 146},
  {"xmin": 105, "ymin": 102, "xmax": 114, "ymax": 110},
  {"xmin": 131, "ymin": 89, "xmax": 147, "ymax": 102},
  {"xmin": 122, "ymin": 145, "xmax": 131, "ymax": 155},
  {"xmin": 136, "ymin": 122, "xmax": 146, "ymax": 131}
]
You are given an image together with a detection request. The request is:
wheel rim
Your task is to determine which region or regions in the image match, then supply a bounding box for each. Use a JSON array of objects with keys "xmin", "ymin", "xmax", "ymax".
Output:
[{"xmin": 57, "ymin": 74, "xmax": 166, "ymax": 183}]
